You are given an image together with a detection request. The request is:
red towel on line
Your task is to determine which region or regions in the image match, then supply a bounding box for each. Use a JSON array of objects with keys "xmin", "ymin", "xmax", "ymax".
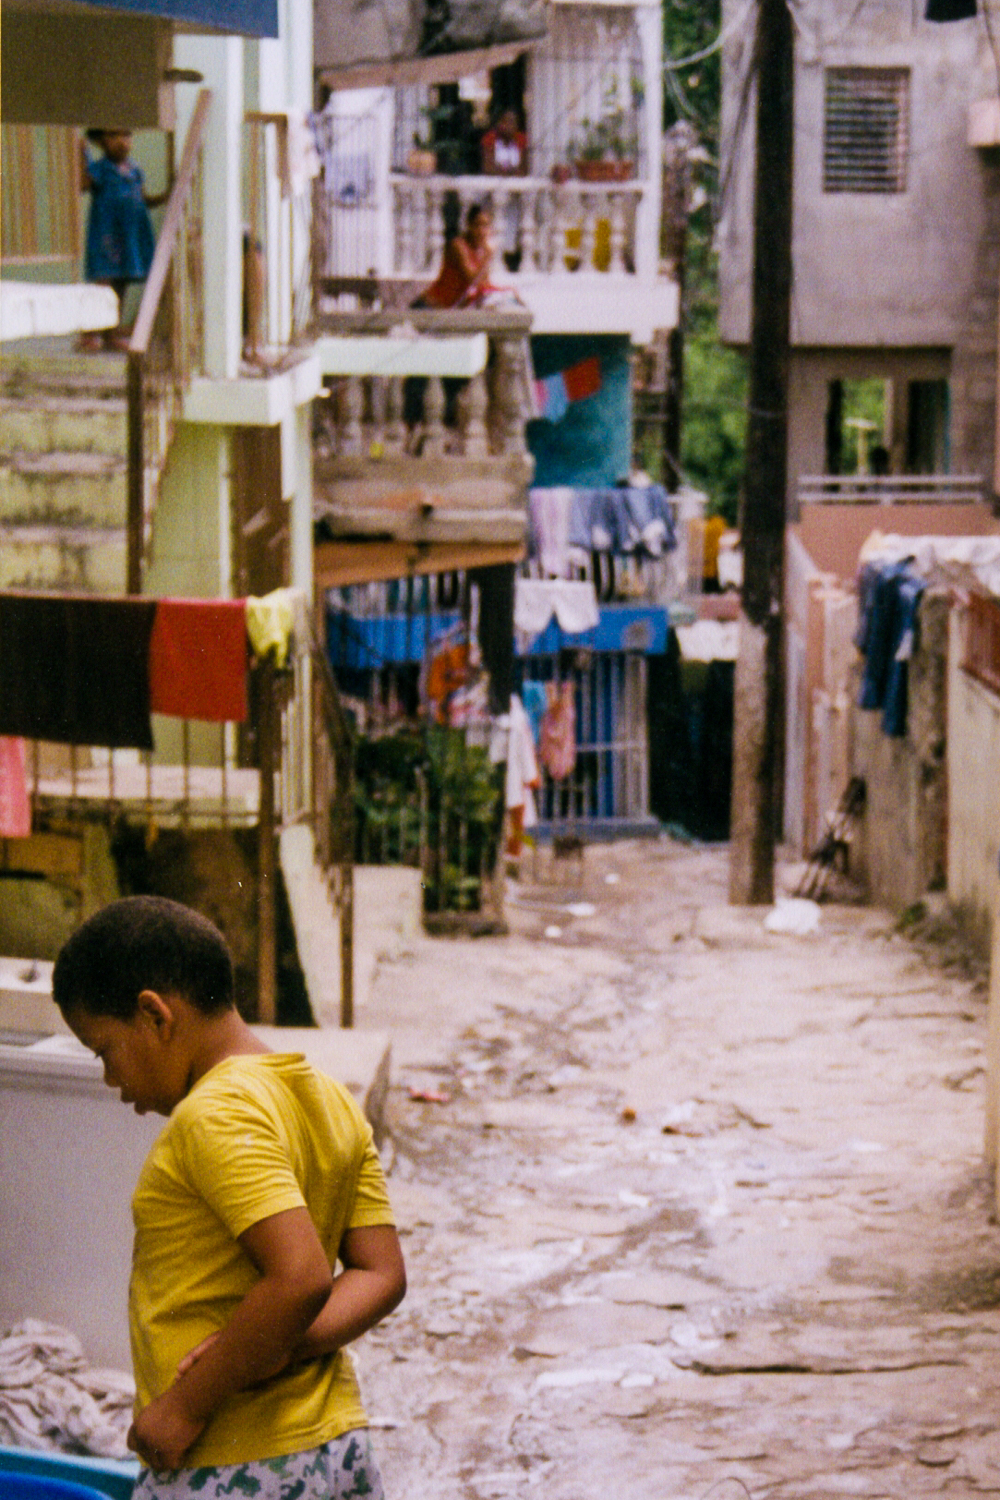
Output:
[
  {"xmin": 149, "ymin": 598, "xmax": 248, "ymax": 723},
  {"xmin": 0, "ymin": 737, "xmax": 31, "ymax": 838},
  {"xmin": 561, "ymin": 356, "xmax": 602, "ymax": 403}
]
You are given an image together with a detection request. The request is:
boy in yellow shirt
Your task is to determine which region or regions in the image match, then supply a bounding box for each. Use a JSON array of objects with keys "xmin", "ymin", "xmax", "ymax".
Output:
[{"xmin": 53, "ymin": 895, "xmax": 405, "ymax": 1499}]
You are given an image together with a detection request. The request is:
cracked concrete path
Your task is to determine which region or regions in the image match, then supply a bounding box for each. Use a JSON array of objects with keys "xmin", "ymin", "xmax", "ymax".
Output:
[{"xmin": 355, "ymin": 839, "xmax": 999, "ymax": 1499}]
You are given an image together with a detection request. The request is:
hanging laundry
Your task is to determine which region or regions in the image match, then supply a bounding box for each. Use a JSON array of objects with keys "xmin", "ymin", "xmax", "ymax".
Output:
[
  {"xmin": 529, "ymin": 487, "xmax": 576, "ymax": 577},
  {"xmin": 528, "ymin": 486, "xmax": 677, "ymax": 563},
  {"xmin": 424, "ymin": 633, "xmax": 471, "ymax": 726},
  {"xmin": 540, "ymin": 680, "xmax": 577, "ymax": 781},
  {"xmin": 531, "ymin": 356, "xmax": 602, "ymax": 423},
  {"xmin": 0, "ymin": 737, "xmax": 31, "ymax": 838},
  {"xmin": 246, "ymin": 588, "xmax": 301, "ymax": 669},
  {"xmin": 622, "ymin": 484, "xmax": 677, "ymax": 558},
  {"xmin": 470, "ymin": 564, "xmax": 515, "ymax": 715},
  {"xmin": 520, "ymin": 680, "xmax": 548, "ymax": 747},
  {"xmin": 514, "ymin": 578, "xmax": 600, "ymax": 638},
  {"xmin": 854, "ymin": 558, "xmax": 924, "ymax": 738},
  {"xmin": 149, "ymin": 598, "xmax": 248, "ymax": 723},
  {"xmin": 505, "ymin": 693, "xmax": 540, "ymax": 856},
  {"xmin": 532, "ymin": 373, "xmax": 569, "ymax": 424},
  {"xmin": 0, "ymin": 594, "xmax": 155, "ymax": 749}
]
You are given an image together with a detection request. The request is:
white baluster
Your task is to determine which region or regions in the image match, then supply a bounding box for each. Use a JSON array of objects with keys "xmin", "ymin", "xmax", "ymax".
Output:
[
  {"xmin": 339, "ymin": 376, "xmax": 363, "ymax": 456},
  {"xmin": 459, "ymin": 373, "xmax": 489, "ymax": 457},
  {"xmin": 396, "ymin": 182, "xmax": 414, "ymax": 276},
  {"xmin": 422, "ymin": 376, "xmax": 447, "ymax": 458},
  {"xmin": 519, "ymin": 187, "xmax": 537, "ymax": 272},
  {"xmin": 369, "ymin": 375, "xmax": 387, "ymax": 456},
  {"xmin": 579, "ymin": 191, "xmax": 596, "ymax": 272},
  {"xmin": 552, "ymin": 186, "xmax": 571, "ymax": 274},
  {"xmin": 426, "ymin": 184, "xmax": 444, "ymax": 274},
  {"xmin": 494, "ymin": 336, "xmax": 528, "ymax": 458},
  {"xmin": 383, "ymin": 377, "xmax": 406, "ymax": 455},
  {"xmin": 608, "ymin": 189, "xmax": 627, "ymax": 276}
]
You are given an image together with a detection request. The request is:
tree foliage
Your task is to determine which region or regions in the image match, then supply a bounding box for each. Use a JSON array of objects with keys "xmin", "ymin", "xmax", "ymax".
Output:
[{"xmin": 663, "ymin": 0, "xmax": 747, "ymax": 525}]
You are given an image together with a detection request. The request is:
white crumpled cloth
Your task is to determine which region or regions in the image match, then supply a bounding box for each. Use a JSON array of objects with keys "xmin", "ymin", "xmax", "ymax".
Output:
[
  {"xmin": 0, "ymin": 1319, "xmax": 135, "ymax": 1458},
  {"xmin": 514, "ymin": 578, "xmax": 600, "ymax": 639}
]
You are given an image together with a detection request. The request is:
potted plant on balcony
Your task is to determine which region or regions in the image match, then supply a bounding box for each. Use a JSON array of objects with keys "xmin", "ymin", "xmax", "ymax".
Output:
[
  {"xmin": 572, "ymin": 77, "xmax": 639, "ymax": 182},
  {"xmin": 407, "ymin": 131, "xmax": 438, "ymax": 176}
]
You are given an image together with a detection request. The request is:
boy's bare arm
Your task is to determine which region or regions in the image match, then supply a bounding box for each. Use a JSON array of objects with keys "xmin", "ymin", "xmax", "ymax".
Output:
[
  {"xmin": 128, "ymin": 1206, "xmax": 332, "ymax": 1471},
  {"xmin": 177, "ymin": 1224, "xmax": 407, "ymax": 1374},
  {"xmin": 294, "ymin": 1224, "xmax": 406, "ymax": 1361}
]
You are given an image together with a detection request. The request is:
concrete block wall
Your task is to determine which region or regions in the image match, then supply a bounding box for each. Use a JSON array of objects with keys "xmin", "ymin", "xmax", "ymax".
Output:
[
  {"xmin": 947, "ymin": 604, "xmax": 1000, "ymax": 954},
  {"xmin": 849, "ymin": 588, "xmax": 949, "ymax": 911}
]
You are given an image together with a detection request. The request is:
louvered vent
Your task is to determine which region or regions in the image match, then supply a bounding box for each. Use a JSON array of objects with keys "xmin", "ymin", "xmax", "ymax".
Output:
[{"xmin": 823, "ymin": 68, "xmax": 909, "ymax": 193}]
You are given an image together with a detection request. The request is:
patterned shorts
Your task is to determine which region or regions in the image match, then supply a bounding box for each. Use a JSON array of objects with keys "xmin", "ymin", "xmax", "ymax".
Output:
[{"xmin": 133, "ymin": 1431, "xmax": 384, "ymax": 1500}]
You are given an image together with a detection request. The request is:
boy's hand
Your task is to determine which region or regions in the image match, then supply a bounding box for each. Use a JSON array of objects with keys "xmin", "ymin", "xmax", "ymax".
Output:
[{"xmin": 127, "ymin": 1388, "xmax": 205, "ymax": 1472}]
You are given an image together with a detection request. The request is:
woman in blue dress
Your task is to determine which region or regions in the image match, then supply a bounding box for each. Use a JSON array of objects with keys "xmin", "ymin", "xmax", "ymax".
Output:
[{"xmin": 80, "ymin": 129, "xmax": 165, "ymax": 349}]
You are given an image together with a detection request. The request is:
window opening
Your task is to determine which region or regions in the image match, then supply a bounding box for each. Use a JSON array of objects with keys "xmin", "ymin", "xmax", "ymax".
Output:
[{"xmin": 823, "ymin": 68, "xmax": 909, "ymax": 193}]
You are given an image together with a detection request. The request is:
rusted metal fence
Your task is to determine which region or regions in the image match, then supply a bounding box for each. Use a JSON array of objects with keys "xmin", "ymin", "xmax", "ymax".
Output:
[{"xmin": 963, "ymin": 591, "xmax": 1000, "ymax": 697}]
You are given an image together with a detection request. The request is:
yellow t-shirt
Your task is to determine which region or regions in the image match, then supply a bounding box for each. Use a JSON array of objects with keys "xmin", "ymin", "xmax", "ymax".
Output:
[{"xmin": 129, "ymin": 1052, "xmax": 395, "ymax": 1468}]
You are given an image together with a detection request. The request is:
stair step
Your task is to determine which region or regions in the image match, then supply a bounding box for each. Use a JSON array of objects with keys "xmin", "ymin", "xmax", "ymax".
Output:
[
  {"xmin": 0, "ymin": 523, "xmax": 126, "ymax": 593},
  {"xmin": 1, "ymin": 350, "xmax": 128, "ymax": 401},
  {"xmin": 0, "ymin": 451, "xmax": 127, "ymax": 528},
  {"xmin": 0, "ymin": 395, "xmax": 128, "ymax": 457}
]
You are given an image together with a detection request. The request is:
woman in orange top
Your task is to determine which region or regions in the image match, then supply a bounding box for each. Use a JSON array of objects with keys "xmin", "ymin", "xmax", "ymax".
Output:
[{"xmin": 415, "ymin": 203, "xmax": 494, "ymax": 309}]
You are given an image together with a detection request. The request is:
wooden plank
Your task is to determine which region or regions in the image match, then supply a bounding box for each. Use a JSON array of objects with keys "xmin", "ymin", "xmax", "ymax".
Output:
[
  {"xmin": 315, "ymin": 540, "xmax": 525, "ymax": 589},
  {"xmin": 316, "ymin": 508, "xmax": 526, "ymax": 546},
  {"xmin": 1, "ymin": 832, "xmax": 83, "ymax": 879}
]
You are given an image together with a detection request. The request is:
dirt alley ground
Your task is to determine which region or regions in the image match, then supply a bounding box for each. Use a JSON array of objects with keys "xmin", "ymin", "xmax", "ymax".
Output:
[{"xmin": 355, "ymin": 838, "xmax": 1000, "ymax": 1500}]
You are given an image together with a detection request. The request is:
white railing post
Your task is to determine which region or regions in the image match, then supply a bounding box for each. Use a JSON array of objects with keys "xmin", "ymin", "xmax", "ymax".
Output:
[
  {"xmin": 339, "ymin": 376, "xmax": 364, "ymax": 455},
  {"xmin": 519, "ymin": 186, "xmax": 538, "ymax": 272},
  {"xmin": 384, "ymin": 376, "xmax": 407, "ymax": 454},
  {"xmin": 608, "ymin": 189, "xmax": 627, "ymax": 274},
  {"xmin": 579, "ymin": 191, "xmax": 597, "ymax": 272},
  {"xmin": 396, "ymin": 181, "xmax": 414, "ymax": 276},
  {"xmin": 422, "ymin": 376, "xmax": 448, "ymax": 457}
]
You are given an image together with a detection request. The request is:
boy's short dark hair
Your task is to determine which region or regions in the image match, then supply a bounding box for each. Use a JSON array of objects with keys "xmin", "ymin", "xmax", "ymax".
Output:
[{"xmin": 53, "ymin": 896, "xmax": 234, "ymax": 1020}]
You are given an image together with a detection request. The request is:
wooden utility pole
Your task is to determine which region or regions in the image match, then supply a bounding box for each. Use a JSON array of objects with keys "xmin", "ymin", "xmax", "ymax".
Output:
[
  {"xmin": 662, "ymin": 122, "xmax": 695, "ymax": 491},
  {"xmin": 729, "ymin": 0, "xmax": 794, "ymax": 904}
]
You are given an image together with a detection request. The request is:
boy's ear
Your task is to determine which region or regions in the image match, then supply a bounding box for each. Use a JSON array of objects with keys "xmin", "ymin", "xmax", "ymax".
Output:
[{"xmin": 136, "ymin": 989, "xmax": 176, "ymax": 1036}]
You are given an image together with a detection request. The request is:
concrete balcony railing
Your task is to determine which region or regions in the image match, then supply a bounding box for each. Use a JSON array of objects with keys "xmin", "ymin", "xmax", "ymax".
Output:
[
  {"xmin": 798, "ymin": 474, "xmax": 985, "ymax": 505},
  {"xmin": 388, "ymin": 172, "xmax": 643, "ymax": 278},
  {"xmin": 313, "ymin": 306, "xmax": 534, "ymax": 555}
]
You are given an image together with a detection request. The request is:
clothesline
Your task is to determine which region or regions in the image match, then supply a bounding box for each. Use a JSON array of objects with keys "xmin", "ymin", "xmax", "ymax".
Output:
[
  {"xmin": 528, "ymin": 484, "xmax": 677, "ymax": 580},
  {"xmin": 0, "ymin": 589, "xmax": 305, "ymax": 749},
  {"xmin": 0, "ymin": 589, "xmax": 306, "ymax": 839}
]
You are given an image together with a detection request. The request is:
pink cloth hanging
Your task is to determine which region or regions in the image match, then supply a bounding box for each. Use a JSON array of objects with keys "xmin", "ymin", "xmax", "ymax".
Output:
[
  {"xmin": 539, "ymin": 680, "xmax": 576, "ymax": 782},
  {"xmin": 0, "ymin": 737, "xmax": 31, "ymax": 838}
]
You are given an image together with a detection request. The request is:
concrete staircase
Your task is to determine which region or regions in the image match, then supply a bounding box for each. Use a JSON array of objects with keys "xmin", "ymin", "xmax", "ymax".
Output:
[{"xmin": 0, "ymin": 350, "xmax": 129, "ymax": 593}]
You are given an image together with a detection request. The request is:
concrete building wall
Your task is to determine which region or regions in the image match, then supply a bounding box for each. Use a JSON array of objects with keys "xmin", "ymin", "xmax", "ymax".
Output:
[
  {"xmin": 849, "ymin": 588, "xmax": 949, "ymax": 911},
  {"xmin": 718, "ymin": 0, "xmax": 1000, "ymax": 500},
  {"xmin": 947, "ymin": 604, "xmax": 1000, "ymax": 953},
  {"xmin": 793, "ymin": 500, "xmax": 1000, "ymax": 585},
  {"xmin": 719, "ymin": 0, "xmax": 992, "ymax": 347},
  {"xmin": 786, "ymin": 349, "xmax": 951, "ymax": 511},
  {"xmin": 0, "ymin": 12, "xmax": 174, "ymax": 128}
]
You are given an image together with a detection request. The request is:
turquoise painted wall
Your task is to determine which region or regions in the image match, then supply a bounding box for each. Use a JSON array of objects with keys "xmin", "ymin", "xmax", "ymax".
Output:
[{"xmin": 527, "ymin": 334, "xmax": 632, "ymax": 488}]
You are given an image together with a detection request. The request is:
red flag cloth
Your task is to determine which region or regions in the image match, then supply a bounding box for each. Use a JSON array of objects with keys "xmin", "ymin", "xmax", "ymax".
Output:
[
  {"xmin": 149, "ymin": 599, "xmax": 248, "ymax": 722},
  {"xmin": 561, "ymin": 356, "xmax": 602, "ymax": 403},
  {"xmin": 0, "ymin": 737, "xmax": 31, "ymax": 838}
]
